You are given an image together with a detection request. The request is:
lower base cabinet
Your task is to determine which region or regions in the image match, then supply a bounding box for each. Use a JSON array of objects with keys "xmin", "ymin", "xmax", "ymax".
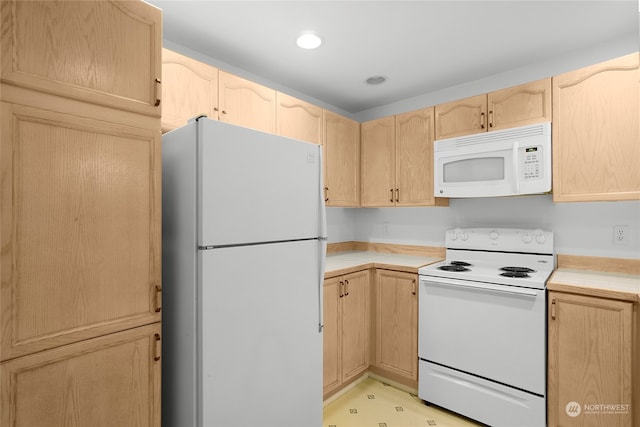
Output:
[
  {"xmin": 1, "ymin": 323, "xmax": 161, "ymax": 427},
  {"xmin": 371, "ymin": 269, "xmax": 418, "ymax": 389},
  {"xmin": 323, "ymin": 270, "xmax": 370, "ymax": 399},
  {"xmin": 548, "ymin": 291, "xmax": 637, "ymax": 427}
]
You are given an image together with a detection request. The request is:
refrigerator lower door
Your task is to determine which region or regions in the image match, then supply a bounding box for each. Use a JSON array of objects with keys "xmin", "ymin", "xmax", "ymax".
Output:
[
  {"xmin": 198, "ymin": 118, "xmax": 323, "ymax": 247},
  {"xmin": 199, "ymin": 239, "xmax": 323, "ymax": 427}
]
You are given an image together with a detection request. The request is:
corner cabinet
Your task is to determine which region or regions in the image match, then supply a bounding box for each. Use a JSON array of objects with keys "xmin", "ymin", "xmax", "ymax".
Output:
[
  {"xmin": 547, "ymin": 291, "xmax": 636, "ymax": 427},
  {"xmin": 371, "ymin": 269, "xmax": 418, "ymax": 389},
  {"xmin": 0, "ymin": 2, "xmax": 162, "ymax": 426},
  {"xmin": 323, "ymin": 110, "xmax": 360, "ymax": 207},
  {"xmin": 161, "ymin": 48, "xmax": 219, "ymax": 132},
  {"xmin": 552, "ymin": 52, "xmax": 640, "ymax": 202},
  {"xmin": 361, "ymin": 108, "xmax": 447, "ymax": 207},
  {"xmin": 323, "ymin": 270, "xmax": 370, "ymax": 399},
  {"xmin": 434, "ymin": 78, "xmax": 551, "ymax": 140}
]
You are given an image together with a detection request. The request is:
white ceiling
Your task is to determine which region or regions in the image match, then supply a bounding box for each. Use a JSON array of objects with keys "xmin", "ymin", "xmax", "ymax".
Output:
[{"xmin": 149, "ymin": 1, "xmax": 638, "ymax": 114}]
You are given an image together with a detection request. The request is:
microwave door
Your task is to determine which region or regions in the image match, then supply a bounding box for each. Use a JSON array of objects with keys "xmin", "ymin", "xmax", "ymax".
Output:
[{"xmin": 435, "ymin": 149, "xmax": 516, "ymax": 198}]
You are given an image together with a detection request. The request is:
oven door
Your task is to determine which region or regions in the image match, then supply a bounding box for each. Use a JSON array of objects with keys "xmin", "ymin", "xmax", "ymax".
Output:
[{"xmin": 418, "ymin": 275, "xmax": 546, "ymax": 395}]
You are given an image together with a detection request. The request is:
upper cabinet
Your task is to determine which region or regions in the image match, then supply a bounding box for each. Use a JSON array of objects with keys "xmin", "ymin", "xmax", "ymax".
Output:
[
  {"xmin": 218, "ymin": 70, "xmax": 276, "ymax": 134},
  {"xmin": 323, "ymin": 111, "xmax": 360, "ymax": 207},
  {"xmin": 161, "ymin": 48, "xmax": 219, "ymax": 132},
  {"xmin": 361, "ymin": 109, "xmax": 448, "ymax": 207},
  {"xmin": 276, "ymin": 92, "xmax": 323, "ymax": 144},
  {"xmin": 552, "ymin": 52, "xmax": 640, "ymax": 202},
  {"xmin": 435, "ymin": 78, "xmax": 552, "ymax": 140},
  {"xmin": 0, "ymin": 0, "xmax": 162, "ymax": 117}
]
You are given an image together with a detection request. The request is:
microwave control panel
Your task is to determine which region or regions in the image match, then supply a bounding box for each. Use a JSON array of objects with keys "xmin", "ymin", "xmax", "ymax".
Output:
[{"xmin": 520, "ymin": 145, "xmax": 542, "ymax": 180}]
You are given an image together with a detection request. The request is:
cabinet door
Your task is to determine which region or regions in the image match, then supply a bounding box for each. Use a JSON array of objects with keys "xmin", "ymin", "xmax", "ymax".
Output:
[
  {"xmin": 322, "ymin": 277, "xmax": 342, "ymax": 397},
  {"xmin": 488, "ymin": 78, "xmax": 551, "ymax": 131},
  {"xmin": 161, "ymin": 48, "xmax": 219, "ymax": 132},
  {"xmin": 361, "ymin": 116, "xmax": 395, "ymax": 207},
  {"xmin": 552, "ymin": 52, "xmax": 640, "ymax": 202},
  {"xmin": 323, "ymin": 110, "xmax": 360, "ymax": 207},
  {"xmin": 218, "ymin": 71, "xmax": 276, "ymax": 133},
  {"xmin": 276, "ymin": 92, "xmax": 323, "ymax": 144},
  {"xmin": 341, "ymin": 270, "xmax": 370, "ymax": 384},
  {"xmin": 375, "ymin": 270, "xmax": 418, "ymax": 382},
  {"xmin": 395, "ymin": 107, "xmax": 436, "ymax": 206},
  {"xmin": 0, "ymin": 0, "xmax": 161, "ymax": 117},
  {"xmin": 435, "ymin": 94, "xmax": 487, "ymax": 140},
  {"xmin": 548, "ymin": 292, "xmax": 633, "ymax": 427},
  {"xmin": 0, "ymin": 102, "xmax": 162, "ymax": 361},
  {"xmin": 1, "ymin": 323, "xmax": 161, "ymax": 427}
]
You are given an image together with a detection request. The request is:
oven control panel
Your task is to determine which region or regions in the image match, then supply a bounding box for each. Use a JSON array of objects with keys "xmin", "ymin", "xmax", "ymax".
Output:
[{"xmin": 447, "ymin": 227, "xmax": 553, "ymax": 254}]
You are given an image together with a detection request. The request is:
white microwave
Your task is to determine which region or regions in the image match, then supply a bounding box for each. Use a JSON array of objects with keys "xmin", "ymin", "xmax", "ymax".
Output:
[{"xmin": 434, "ymin": 122, "xmax": 551, "ymax": 198}]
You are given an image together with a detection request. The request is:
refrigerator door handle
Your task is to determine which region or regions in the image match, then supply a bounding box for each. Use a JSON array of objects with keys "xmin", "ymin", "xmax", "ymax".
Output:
[{"xmin": 318, "ymin": 237, "xmax": 327, "ymax": 333}]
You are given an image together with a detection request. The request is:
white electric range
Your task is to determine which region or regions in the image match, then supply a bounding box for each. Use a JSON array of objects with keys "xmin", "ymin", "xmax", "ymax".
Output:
[{"xmin": 418, "ymin": 227, "xmax": 555, "ymax": 427}]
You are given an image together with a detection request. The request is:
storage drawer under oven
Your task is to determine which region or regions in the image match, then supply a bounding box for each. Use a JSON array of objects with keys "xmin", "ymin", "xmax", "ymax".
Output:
[{"xmin": 418, "ymin": 276, "xmax": 546, "ymax": 395}]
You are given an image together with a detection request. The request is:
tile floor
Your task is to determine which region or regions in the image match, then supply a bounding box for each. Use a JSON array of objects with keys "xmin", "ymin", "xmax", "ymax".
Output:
[{"xmin": 323, "ymin": 378, "xmax": 483, "ymax": 427}]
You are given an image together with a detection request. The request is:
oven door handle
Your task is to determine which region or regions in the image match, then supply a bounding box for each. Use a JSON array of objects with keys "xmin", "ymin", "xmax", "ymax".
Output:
[{"xmin": 421, "ymin": 277, "xmax": 539, "ymax": 297}]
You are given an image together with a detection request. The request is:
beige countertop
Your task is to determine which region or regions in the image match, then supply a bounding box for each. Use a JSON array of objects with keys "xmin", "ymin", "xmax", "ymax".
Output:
[
  {"xmin": 325, "ymin": 251, "xmax": 442, "ymax": 278},
  {"xmin": 548, "ymin": 268, "xmax": 640, "ymax": 302}
]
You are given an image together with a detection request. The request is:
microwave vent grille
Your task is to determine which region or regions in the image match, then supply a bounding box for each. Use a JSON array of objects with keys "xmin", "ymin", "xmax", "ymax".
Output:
[{"xmin": 436, "ymin": 123, "xmax": 547, "ymax": 151}]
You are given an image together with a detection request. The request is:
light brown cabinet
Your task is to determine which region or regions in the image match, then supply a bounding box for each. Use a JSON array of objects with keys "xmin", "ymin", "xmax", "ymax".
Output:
[
  {"xmin": 0, "ymin": 1, "xmax": 162, "ymax": 425},
  {"xmin": 218, "ymin": 70, "xmax": 276, "ymax": 133},
  {"xmin": 371, "ymin": 269, "xmax": 418, "ymax": 388},
  {"xmin": 323, "ymin": 270, "xmax": 370, "ymax": 398},
  {"xmin": 1, "ymin": 323, "xmax": 161, "ymax": 427},
  {"xmin": 434, "ymin": 78, "xmax": 552, "ymax": 140},
  {"xmin": 323, "ymin": 110, "xmax": 360, "ymax": 207},
  {"xmin": 276, "ymin": 92, "xmax": 323, "ymax": 144},
  {"xmin": 0, "ymin": 0, "xmax": 162, "ymax": 118},
  {"xmin": 161, "ymin": 48, "xmax": 219, "ymax": 132},
  {"xmin": 548, "ymin": 291, "xmax": 636, "ymax": 427},
  {"xmin": 552, "ymin": 52, "xmax": 640, "ymax": 202},
  {"xmin": 361, "ymin": 108, "xmax": 447, "ymax": 207}
]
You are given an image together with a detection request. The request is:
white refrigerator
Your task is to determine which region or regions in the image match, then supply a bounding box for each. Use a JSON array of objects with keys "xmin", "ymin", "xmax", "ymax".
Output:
[{"xmin": 162, "ymin": 117, "xmax": 326, "ymax": 427}]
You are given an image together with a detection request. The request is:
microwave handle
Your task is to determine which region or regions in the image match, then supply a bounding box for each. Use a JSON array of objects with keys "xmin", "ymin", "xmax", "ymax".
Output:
[{"xmin": 512, "ymin": 141, "xmax": 520, "ymax": 194}]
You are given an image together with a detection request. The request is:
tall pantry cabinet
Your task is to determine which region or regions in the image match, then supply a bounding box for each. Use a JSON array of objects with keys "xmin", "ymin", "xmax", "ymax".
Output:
[{"xmin": 0, "ymin": 1, "xmax": 162, "ymax": 426}]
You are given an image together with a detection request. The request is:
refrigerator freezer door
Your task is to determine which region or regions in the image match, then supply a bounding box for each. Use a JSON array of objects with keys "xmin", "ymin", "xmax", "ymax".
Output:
[
  {"xmin": 199, "ymin": 240, "xmax": 323, "ymax": 427},
  {"xmin": 198, "ymin": 119, "xmax": 323, "ymax": 247}
]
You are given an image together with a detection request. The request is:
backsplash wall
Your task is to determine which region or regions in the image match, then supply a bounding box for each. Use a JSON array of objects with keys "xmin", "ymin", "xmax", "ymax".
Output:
[{"xmin": 327, "ymin": 197, "xmax": 640, "ymax": 259}]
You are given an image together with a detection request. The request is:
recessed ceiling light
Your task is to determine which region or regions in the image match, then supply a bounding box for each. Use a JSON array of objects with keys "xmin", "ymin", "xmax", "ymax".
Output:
[
  {"xmin": 296, "ymin": 33, "xmax": 322, "ymax": 49},
  {"xmin": 366, "ymin": 75, "xmax": 387, "ymax": 85}
]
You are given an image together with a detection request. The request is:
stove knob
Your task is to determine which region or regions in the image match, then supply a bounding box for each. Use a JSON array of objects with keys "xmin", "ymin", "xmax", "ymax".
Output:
[
  {"xmin": 460, "ymin": 232, "xmax": 469, "ymax": 241},
  {"xmin": 450, "ymin": 232, "xmax": 458, "ymax": 241},
  {"xmin": 489, "ymin": 231, "xmax": 499, "ymax": 240},
  {"xmin": 522, "ymin": 233, "xmax": 532, "ymax": 244},
  {"xmin": 536, "ymin": 234, "xmax": 546, "ymax": 244}
]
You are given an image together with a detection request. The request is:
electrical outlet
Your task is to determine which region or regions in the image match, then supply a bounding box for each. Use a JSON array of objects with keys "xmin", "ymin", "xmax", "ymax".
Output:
[{"xmin": 613, "ymin": 225, "xmax": 629, "ymax": 245}]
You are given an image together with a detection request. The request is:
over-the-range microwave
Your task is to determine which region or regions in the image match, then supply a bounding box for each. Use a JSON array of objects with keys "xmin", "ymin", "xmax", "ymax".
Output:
[{"xmin": 434, "ymin": 122, "xmax": 551, "ymax": 198}]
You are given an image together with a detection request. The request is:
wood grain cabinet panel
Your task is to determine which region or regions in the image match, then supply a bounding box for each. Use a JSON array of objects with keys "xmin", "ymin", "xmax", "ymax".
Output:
[
  {"xmin": 362, "ymin": 109, "xmax": 447, "ymax": 207},
  {"xmin": 1, "ymin": 323, "xmax": 161, "ymax": 427},
  {"xmin": 323, "ymin": 110, "xmax": 360, "ymax": 207},
  {"xmin": 0, "ymin": 0, "xmax": 162, "ymax": 117},
  {"xmin": 552, "ymin": 52, "xmax": 639, "ymax": 202},
  {"xmin": 361, "ymin": 116, "xmax": 396, "ymax": 207},
  {"xmin": 276, "ymin": 92, "xmax": 323, "ymax": 144},
  {"xmin": 435, "ymin": 79, "xmax": 551, "ymax": 139},
  {"xmin": 548, "ymin": 291, "xmax": 634, "ymax": 427},
  {"xmin": 0, "ymin": 102, "xmax": 161, "ymax": 361},
  {"xmin": 373, "ymin": 270, "xmax": 418, "ymax": 388},
  {"xmin": 161, "ymin": 48, "xmax": 219, "ymax": 132},
  {"xmin": 323, "ymin": 270, "xmax": 369, "ymax": 399},
  {"xmin": 218, "ymin": 70, "xmax": 276, "ymax": 133}
]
